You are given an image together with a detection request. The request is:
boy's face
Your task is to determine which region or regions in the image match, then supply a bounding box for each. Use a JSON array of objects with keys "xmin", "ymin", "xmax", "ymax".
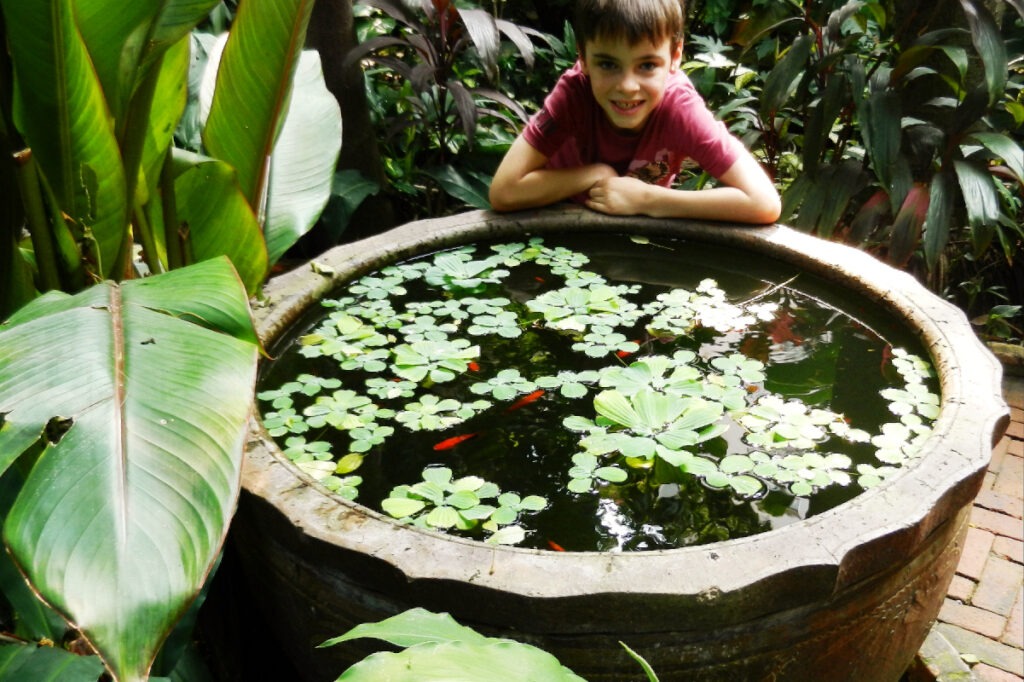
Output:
[{"xmin": 580, "ymin": 34, "xmax": 682, "ymax": 133}]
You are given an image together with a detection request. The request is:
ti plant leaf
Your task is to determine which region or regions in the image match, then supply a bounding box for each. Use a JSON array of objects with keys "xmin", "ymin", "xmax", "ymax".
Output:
[{"xmin": 0, "ymin": 258, "xmax": 258, "ymax": 682}]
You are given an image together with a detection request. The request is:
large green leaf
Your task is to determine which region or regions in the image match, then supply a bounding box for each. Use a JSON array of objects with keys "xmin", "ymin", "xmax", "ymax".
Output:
[
  {"xmin": 74, "ymin": 0, "xmax": 221, "ymax": 122},
  {"xmin": 203, "ymin": 0, "xmax": 316, "ymax": 208},
  {"xmin": 958, "ymin": 0, "xmax": 1007, "ymax": 105},
  {"xmin": 172, "ymin": 151, "xmax": 269, "ymax": 294},
  {"xmin": 263, "ymin": 50, "xmax": 342, "ymax": 264},
  {"xmin": 0, "ymin": 643, "xmax": 105, "ymax": 681},
  {"xmin": 760, "ymin": 34, "xmax": 812, "ymax": 117},
  {"xmin": 139, "ymin": 36, "xmax": 191, "ymax": 209},
  {"xmin": 1, "ymin": 0, "xmax": 127, "ymax": 279},
  {"xmin": 922, "ymin": 170, "xmax": 955, "ymax": 270},
  {"xmin": 966, "ymin": 132, "xmax": 1024, "ymax": 183},
  {"xmin": 322, "ymin": 608, "xmax": 490, "ymax": 649},
  {"xmin": 0, "ymin": 258, "xmax": 259, "ymax": 682},
  {"xmin": 337, "ymin": 640, "xmax": 586, "ymax": 682},
  {"xmin": 954, "ymin": 159, "xmax": 1001, "ymax": 229},
  {"xmin": 328, "ymin": 609, "xmax": 586, "ymax": 682}
]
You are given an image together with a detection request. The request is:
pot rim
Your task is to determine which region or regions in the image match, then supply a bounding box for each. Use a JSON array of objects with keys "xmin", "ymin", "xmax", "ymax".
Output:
[{"xmin": 244, "ymin": 207, "xmax": 1008, "ymax": 610}]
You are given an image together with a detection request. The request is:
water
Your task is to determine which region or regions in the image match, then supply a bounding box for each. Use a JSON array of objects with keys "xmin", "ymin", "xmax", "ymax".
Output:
[{"xmin": 259, "ymin": 233, "xmax": 937, "ymax": 551}]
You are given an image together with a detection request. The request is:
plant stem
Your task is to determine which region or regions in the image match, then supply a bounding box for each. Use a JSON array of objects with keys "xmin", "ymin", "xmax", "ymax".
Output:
[
  {"xmin": 132, "ymin": 200, "xmax": 164, "ymax": 276},
  {"xmin": 13, "ymin": 150, "xmax": 61, "ymax": 292},
  {"xmin": 160, "ymin": 151, "xmax": 184, "ymax": 270}
]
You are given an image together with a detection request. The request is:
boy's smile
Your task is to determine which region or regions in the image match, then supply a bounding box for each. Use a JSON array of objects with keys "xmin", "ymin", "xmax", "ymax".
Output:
[{"xmin": 580, "ymin": 35, "xmax": 682, "ymax": 133}]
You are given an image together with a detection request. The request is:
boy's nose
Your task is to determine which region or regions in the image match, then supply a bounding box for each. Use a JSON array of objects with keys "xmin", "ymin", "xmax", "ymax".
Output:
[{"xmin": 618, "ymin": 72, "xmax": 640, "ymax": 93}]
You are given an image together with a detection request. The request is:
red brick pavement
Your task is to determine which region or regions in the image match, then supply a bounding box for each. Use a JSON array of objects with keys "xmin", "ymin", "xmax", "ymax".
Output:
[{"xmin": 921, "ymin": 374, "xmax": 1024, "ymax": 681}]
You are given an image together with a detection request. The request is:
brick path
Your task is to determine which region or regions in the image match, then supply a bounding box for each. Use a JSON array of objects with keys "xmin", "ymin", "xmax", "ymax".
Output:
[{"xmin": 917, "ymin": 372, "xmax": 1024, "ymax": 681}]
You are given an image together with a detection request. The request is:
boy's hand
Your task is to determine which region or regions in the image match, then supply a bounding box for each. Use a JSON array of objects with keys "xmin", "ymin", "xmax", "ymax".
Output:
[{"xmin": 585, "ymin": 176, "xmax": 649, "ymax": 215}]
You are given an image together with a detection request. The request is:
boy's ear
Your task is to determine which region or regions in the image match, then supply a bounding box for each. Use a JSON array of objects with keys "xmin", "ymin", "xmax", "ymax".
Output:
[{"xmin": 669, "ymin": 40, "xmax": 684, "ymax": 71}]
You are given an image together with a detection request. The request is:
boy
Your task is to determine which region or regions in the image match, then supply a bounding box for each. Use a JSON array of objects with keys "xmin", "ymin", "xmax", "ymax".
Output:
[{"xmin": 489, "ymin": 0, "xmax": 781, "ymax": 224}]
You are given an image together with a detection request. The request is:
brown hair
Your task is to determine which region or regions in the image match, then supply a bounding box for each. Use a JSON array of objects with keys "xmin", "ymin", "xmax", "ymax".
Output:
[{"xmin": 574, "ymin": 0, "xmax": 686, "ymax": 54}]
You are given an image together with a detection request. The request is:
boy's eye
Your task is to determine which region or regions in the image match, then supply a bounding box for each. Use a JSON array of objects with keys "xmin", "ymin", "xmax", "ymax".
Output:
[
  {"xmin": 597, "ymin": 60, "xmax": 618, "ymax": 71},
  {"xmin": 638, "ymin": 61, "xmax": 659, "ymax": 72}
]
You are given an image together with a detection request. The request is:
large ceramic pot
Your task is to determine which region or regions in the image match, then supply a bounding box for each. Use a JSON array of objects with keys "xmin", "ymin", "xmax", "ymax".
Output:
[{"xmin": 236, "ymin": 207, "xmax": 1008, "ymax": 681}]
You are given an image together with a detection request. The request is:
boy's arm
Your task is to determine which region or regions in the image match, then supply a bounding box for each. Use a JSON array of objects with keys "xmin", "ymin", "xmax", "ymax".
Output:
[
  {"xmin": 489, "ymin": 136, "xmax": 618, "ymax": 212},
  {"xmin": 585, "ymin": 152, "xmax": 782, "ymax": 224}
]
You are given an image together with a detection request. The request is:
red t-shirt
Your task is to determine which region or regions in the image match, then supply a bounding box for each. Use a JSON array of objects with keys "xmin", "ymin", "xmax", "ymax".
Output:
[{"xmin": 523, "ymin": 62, "xmax": 743, "ymax": 191}]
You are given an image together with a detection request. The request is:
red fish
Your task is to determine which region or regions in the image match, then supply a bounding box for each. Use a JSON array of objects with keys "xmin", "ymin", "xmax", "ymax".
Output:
[
  {"xmin": 616, "ymin": 339, "xmax": 644, "ymax": 359},
  {"xmin": 505, "ymin": 389, "xmax": 545, "ymax": 412},
  {"xmin": 432, "ymin": 433, "xmax": 478, "ymax": 451},
  {"xmin": 767, "ymin": 311, "xmax": 803, "ymax": 346},
  {"xmin": 880, "ymin": 344, "xmax": 893, "ymax": 374},
  {"xmin": 468, "ymin": 361, "xmax": 480, "ymax": 372},
  {"xmin": 547, "ymin": 540, "xmax": 566, "ymax": 552}
]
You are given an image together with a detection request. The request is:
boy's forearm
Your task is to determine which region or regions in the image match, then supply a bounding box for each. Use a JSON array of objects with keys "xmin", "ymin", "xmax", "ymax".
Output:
[
  {"xmin": 638, "ymin": 183, "xmax": 781, "ymax": 224},
  {"xmin": 490, "ymin": 163, "xmax": 616, "ymax": 212},
  {"xmin": 584, "ymin": 154, "xmax": 781, "ymax": 224}
]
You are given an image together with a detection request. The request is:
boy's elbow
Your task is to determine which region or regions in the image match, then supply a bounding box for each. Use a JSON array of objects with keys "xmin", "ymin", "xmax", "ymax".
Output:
[
  {"xmin": 748, "ymin": 189, "xmax": 781, "ymax": 224},
  {"xmin": 757, "ymin": 194, "xmax": 782, "ymax": 224},
  {"xmin": 488, "ymin": 184, "xmax": 513, "ymax": 212}
]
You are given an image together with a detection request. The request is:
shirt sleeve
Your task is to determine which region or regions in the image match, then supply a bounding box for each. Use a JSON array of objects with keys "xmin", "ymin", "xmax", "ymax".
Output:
[
  {"xmin": 522, "ymin": 66, "xmax": 584, "ymax": 159},
  {"xmin": 669, "ymin": 78, "xmax": 745, "ymax": 178}
]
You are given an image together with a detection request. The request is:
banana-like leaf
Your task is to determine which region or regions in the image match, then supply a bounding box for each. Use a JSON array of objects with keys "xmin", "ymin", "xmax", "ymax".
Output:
[
  {"xmin": 263, "ymin": 50, "xmax": 342, "ymax": 264},
  {"xmin": 203, "ymin": 0, "xmax": 316, "ymax": 209},
  {"xmin": 0, "ymin": 258, "xmax": 258, "ymax": 682},
  {"xmin": 199, "ymin": 35, "xmax": 341, "ymax": 264},
  {"xmin": 74, "ymin": 0, "xmax": 221, "ymax": 122},
  {"xmin": 1, "ymin": 0, "xmax": 127, "ymax": 279},
  {"xmin": 172, "ymin": 151, "xmax": 269, "ymax": 294},
  {"xmin": 138, "ymin": 36, "xmax": 191, "ymax": 210}
]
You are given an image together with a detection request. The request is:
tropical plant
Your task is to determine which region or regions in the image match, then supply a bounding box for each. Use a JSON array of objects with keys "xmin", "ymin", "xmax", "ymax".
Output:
[
  {"xmin": 325, "ymin": 607, "xmax": 664, "ymax": 682},
  {"xmin": 323, "ymin": 608, "xmax": 592, "ymax": 681},
  {"xmin": 348, "ymin": 0, "xmax": 540, "ymax": 218},
  {"xmin": 0, "ymin": 0, "xmax": 341, "ymax": 678},
  {"xmin": 687, "ymin": 0, "xmax": 1023, "ymax": 317}
]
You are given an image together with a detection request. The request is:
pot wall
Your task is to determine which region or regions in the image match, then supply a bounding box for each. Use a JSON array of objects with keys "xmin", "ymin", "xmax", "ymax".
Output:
[{"xmin": 238, "ymin": 208, "xmax": 1009, "ymax": 681}]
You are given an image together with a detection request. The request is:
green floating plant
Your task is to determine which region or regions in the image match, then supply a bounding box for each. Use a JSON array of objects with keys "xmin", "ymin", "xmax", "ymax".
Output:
[
  {"xmin": 644, "ymin": 278, "xmax": 779, "ymax": 337},
  {"xmin": 521, "ymin": 238, "xmax": 591, "ymax": 275},
  {"xmin": 466, "ymin": 309, "xmax": 522, "ymax": 338},
  {"xmin": 424, "ymin": 251, "xmax": 510, "ymax": 291},
  {"xmin": 470, "ymin": 368, "xmax": 537, "ymax": 401},
  {"xmin": 568, "ymin": 390, "xmax": 728, "ymax": 461},
  {"xmin": 395, "ymin": 394, "xmax": 491, "ymax": 431},
  {"xmin": 598, "ymin": 354, "xmax": 703, "ymax": 397},
  {"xmin": 382, "ymin": 467, "xmax": 546, "ymax": 544},
  {"xmin": 567, "ymin": 452, "xmax": 628, "ymax": 493},
  {"xmin": 535, "ymin": 370, "xmax": 600, "ymax": 399},
  {"xmin": 572, "ymin": 325, "xmax": 639, "ymax": 358},
  {"xmin": 298, "ymin": 313, "xmax": 391, "ymax": 360},
  {"xmin": 527, "ymin": 282, "xmax": 641, "ymax": 333},
  {"xmin": 391, "ymin": 338, "xmax": 480, "ymax": 383}
]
